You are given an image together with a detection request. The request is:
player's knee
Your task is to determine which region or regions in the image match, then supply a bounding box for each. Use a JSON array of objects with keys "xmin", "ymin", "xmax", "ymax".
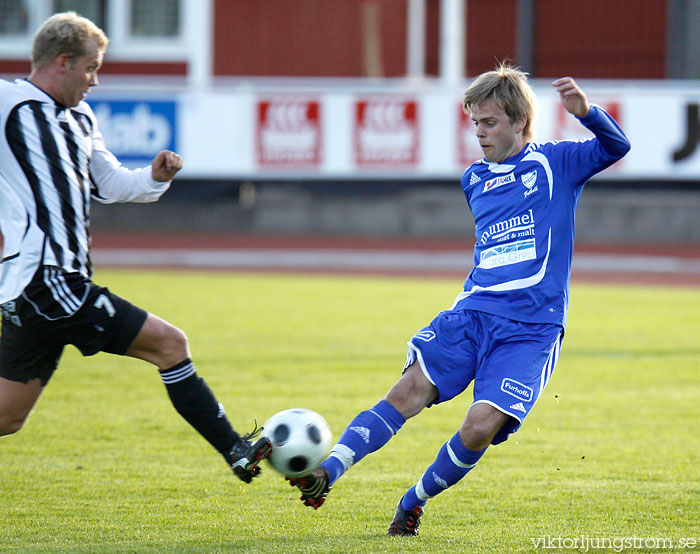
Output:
[
  {"xmin": 384, "ymin": 364, "xmax": 436, "ymax": 419},
  {"xmin": 458, "ymin": 424, "xmax": 492, "ymax": 451},
  {"xmin": 459, "ymin": 416, "xmax": 505, "ymax": 450},
  {"xmin": 159, "ymin": 325, "xmax": 189, "ymax": 365},
  {"xmin": 167, "ymin": 324, "xmax": 189, "ymax": 351},
  {"xmin": 459, "ymin": 403, "xmax": 510, "ymax": 450}
]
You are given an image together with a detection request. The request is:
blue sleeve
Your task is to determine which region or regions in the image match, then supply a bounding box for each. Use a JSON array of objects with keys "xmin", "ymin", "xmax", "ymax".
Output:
[
  {"xmin": 550, "ymin": 104, "xmax": 631, "ymax": 186},
  {"xmin": 461, "ymin": 167, "xmax": 475, "ymax": 210},
  {"xmin": 578, "ymin": 104, "xmax": 631, "ymax": 160}
]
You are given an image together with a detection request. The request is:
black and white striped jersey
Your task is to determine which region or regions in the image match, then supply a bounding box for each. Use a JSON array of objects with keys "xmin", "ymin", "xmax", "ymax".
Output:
[{"xmin": 0, "ymin": 78, "xmax": 171, "ymax": 304}]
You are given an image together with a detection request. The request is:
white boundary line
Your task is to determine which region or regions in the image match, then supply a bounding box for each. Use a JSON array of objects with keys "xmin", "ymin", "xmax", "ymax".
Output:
[{"xmin": 92, "ymin": 248, "xmax": 700, "ymax": 275}]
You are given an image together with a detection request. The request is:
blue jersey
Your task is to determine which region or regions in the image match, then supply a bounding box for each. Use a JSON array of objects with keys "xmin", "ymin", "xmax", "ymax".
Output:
[{"xmin": 452, "ymin": 104, "xmax": 630, "ymax": 327}]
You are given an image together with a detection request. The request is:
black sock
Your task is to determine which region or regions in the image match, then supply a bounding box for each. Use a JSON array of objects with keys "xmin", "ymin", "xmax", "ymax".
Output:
[{"xmin": 159, "ymin": 359, "xmax": 239, "ymax": 459}]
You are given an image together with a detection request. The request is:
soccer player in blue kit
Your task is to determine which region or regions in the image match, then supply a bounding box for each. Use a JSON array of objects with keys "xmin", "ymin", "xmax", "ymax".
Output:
[{"xmin": 287, "ymin": 64, "xmax": 630, "ymax": 535}]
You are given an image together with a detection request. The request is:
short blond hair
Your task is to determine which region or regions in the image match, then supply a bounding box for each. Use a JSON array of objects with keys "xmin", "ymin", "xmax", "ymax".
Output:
[
  {"xmin": 31, "ymin": 11, "xmax": 108, "ymax": 70},
  {"xmin": 463, "ymin": 62, "xmax": 536, "ymax": 142}
]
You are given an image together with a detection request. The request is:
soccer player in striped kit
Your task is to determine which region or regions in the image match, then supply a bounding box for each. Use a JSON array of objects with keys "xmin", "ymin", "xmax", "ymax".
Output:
[
  {"xmin": 0, "ymin": 12, "xmax": 271, "ymax": 482},
  {"xmin": 288, "ymin": 64, "xmax": 630, "ymax": 535}
]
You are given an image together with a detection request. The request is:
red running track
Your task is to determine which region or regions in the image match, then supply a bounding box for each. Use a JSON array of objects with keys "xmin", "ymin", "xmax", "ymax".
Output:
[{"xmin": 87, "ymin": 232, "xmax": 700, "ymax": 287}]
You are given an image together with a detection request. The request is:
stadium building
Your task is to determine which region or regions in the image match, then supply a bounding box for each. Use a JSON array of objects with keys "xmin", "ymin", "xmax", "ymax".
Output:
[{"xmin": 1, "ymin": 0, "xmax": 700, "ymax": 245}]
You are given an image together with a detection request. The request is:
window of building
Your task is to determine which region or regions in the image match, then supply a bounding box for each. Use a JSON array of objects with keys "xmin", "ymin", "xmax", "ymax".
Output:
[
  {"xmin": 0, "ymin": 0, "xmax": 30, "ymax": 35},
  {"xmin": 54, "ymin": 0, "xmax": 107, "ymax": 29},
  {"xmin": 0, "ymin": 0, "xmax": 186, "ymax": 62},
  {"xmin": 131, "ymin": 0, "xmax": 180, "ymax": 37}
]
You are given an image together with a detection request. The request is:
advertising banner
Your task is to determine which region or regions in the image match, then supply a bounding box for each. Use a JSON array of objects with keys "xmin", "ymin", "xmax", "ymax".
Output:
[
  {"xmin": 89, "ymin": 99, "xmax": 177, "ymax": 167},
  {"xmin": 354, "ymin": 97, "xmax": 419, "ymax": 168},
  {"xmin": 90, "ymin": 82, "xmax": 700, "ymax": 181},
  {"xmin": 256, "ymin": 98, "xmax": 322, "ymax": 168}
]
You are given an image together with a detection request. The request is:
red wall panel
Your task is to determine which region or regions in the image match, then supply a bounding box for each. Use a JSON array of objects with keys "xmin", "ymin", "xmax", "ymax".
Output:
[
  {"xmin": 0, "ymin": 0, "xmax": 668, "ymax": 80},
  {"xmin": 534, "ymin": 0, "xmax": 666, "ymax": 78},
  {"xmin": 415, "ymin": 0, "xmax": 518, "ymax": 78},
  {"xmin": 0, "ymin": 59, "xmax": 187, "ymax": 76},
  {"xmin": 465, "ymin": 0, "xmax": 518, "ymax": 76},
  {"xmin": 213, "ymin": 0, "xmax": 407, "ymax": 77},
  {"xmin": 398, "ymin": 0, "xmax": 666, "ymax": 80}
]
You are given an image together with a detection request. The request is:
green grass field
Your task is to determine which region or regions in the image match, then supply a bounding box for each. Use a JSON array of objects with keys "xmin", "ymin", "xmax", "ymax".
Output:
[{"xmin": 2, "ymin": 270, "xmax": 699, "ymax": 553}]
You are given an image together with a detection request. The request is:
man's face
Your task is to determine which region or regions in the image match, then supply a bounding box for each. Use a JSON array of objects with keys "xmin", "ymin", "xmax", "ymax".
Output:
[
  {"xmin": 57, "ymin": 39, "xmax": 103, "ymax": 107},
  {"xmin": 470, "ymin": 98, "xmax": 526, "ymax": 163}
]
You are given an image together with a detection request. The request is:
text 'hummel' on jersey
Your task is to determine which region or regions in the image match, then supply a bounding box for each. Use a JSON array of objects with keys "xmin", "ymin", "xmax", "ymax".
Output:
[{"xmin": 479, "ymin": 209, "xmax": 535, "ymax": 245}]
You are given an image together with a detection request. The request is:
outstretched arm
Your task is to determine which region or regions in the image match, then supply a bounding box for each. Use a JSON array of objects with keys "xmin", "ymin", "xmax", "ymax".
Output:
[
  {"xmin": 87, "ymin": 98, "xmax": 182, "ymax": 203},
  {"xmin": 552, "ymin": 77, "xmax": 590, "ymax": 118},
  {"xmin": 550, "ymin": 77, "xmax": 630, "ymax": 172}
]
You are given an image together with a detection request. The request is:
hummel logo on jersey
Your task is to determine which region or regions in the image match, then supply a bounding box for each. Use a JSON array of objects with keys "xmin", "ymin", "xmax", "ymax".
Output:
[
  {"xmin": 414, "ymin": 329, "xmax": 436, "ymax": 342},
  {"xmin": 350, "ymin": 426, "xmax": 370, "ymax": 444},
  {"xmin": 432, "ymin": 472, "xmax": 448, "ymax": 489},
  {"xmin": 469, "ymin": 172, "xmax": 481, "ymax": 185},
  {"xmin": 483, "ymin": 172, "xmax": 515, "ymax": 193},
  {"xmin": 509, "ymin": 402, "xmax": 527, "ymax": 414}
]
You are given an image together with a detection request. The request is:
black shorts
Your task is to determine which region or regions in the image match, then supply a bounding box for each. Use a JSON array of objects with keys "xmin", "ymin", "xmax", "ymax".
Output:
[{"xmin": 0, "ymin": 267, "xmax": 148, "ymax": 385}]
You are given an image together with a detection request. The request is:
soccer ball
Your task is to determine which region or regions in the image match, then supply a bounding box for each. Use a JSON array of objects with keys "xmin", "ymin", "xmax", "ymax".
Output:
[{"xmin": 262, "ymin": 408, "xmax": 332, "ymax": 478}]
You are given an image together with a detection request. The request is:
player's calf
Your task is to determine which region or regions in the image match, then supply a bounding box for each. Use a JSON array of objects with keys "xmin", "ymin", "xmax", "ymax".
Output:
[
  {"xmin": 0, "ymin": 377, "xmax": 44, "ymax": 437},
  {"xmin": 0, "ymin": 416, "xmax": 24, "ymax": 436}
]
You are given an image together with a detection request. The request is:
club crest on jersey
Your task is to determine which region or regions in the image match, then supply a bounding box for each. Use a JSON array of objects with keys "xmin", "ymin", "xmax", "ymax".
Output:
[
  {"xmin": 483, "ymin": 172, "xmax": 514, "ymax": 193},
  {"xmin": 521, "ymin": 170, "xmax": 539, "ymax": 197}
]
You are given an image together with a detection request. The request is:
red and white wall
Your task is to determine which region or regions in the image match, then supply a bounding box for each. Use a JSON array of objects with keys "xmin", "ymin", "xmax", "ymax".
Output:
[
  {"xmin": 2, "ymin": 0, "xmax": 697, "ymax": 181},
  {"xmin": 84, "ymin": 79, "xmax": 700, "ymax": 181}
]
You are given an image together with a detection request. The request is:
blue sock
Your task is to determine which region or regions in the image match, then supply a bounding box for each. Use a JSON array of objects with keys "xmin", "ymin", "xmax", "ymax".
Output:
[
  {"xmin": 322, "ymin": 400, "xmax": 405, "ymax": 485},
  {"xmin": 401, "ymin": 432, "xmax": 486, "ymax": 511}
]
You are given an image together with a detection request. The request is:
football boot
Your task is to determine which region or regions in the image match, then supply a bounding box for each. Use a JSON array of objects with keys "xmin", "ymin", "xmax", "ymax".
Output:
[{"xmin": 286, "ymin": 466, "xmax": 331, "ymax": 509}]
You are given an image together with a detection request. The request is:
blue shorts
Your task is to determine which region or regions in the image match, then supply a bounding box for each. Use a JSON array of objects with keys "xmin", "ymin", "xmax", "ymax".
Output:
[{"xmin": 404, "ymin": 309, "xmax": 564, "ymax": 445}]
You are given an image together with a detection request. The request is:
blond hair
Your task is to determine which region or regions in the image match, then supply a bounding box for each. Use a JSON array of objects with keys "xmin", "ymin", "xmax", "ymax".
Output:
[
  {"xmin": 31, "ymin": 11, "xmax": 108, "ymax": 70},
  {"xmin": 463, "ymin": 63, "xmax": 536, "ymax": 142}
]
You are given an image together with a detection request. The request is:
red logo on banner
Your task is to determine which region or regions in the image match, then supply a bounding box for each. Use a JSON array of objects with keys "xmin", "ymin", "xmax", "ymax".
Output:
[
  {"xmin": 256, "ymin": 99, "xmax": 321, "ymax": 167},
  {"xmin": 554, "ymin": 100, "xmax": 621, "ymax": 140},
  {"xmin": 354, "ymin": 98, "xmax": 419, "ymax": 167},
  {"xmin": 457, "ymin": 105, "xmax": 483, "ymax": 168},
  {"xmin": 554, "ymin": 100, "xmax": 623, "ymax": 171}
]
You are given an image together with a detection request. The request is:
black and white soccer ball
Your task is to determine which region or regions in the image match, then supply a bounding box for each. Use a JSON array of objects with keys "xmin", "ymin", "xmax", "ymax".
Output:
[{"xmin": 262, "ymin": 408, "xmax": 332, "ymax": 478}]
